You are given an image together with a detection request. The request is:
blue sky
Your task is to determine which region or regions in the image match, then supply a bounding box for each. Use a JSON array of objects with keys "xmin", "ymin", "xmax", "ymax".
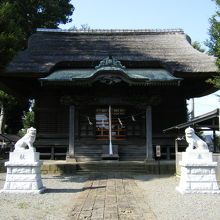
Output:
[
  {"xmin": 61, "ymin": 0, "xmax": 216, "ymax": 47},
  {"xmin": 60, "ymin": 0, "xmax": 220, "ymax": 116}
]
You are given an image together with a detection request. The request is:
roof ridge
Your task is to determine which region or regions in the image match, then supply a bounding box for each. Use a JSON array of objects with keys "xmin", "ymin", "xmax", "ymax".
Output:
[{"xmin": 37, "ymin": 28, "xmax": 184, "ymax": 34}]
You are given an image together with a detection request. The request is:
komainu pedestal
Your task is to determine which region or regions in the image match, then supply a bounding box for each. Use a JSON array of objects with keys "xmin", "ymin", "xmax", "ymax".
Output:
[
  {"xmin": 176, "ymin": 127, "xmax": 220, "ymax": 194},
  {"xmin": 176, "ymin": 151, "xmax": 220, "ymax": 194},
  {"xmin": 0, "ymin": 150, "xmax": 46, "ymax": 194}
]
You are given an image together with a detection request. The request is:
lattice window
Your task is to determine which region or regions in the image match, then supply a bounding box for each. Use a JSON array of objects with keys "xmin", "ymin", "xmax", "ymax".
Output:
[{"xmin": 96, "ymin": 107, "xmax": 126, "ymax": 140}]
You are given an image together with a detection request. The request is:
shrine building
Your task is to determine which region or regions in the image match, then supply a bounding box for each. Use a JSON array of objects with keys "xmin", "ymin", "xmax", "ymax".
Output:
[{"xmin": 1, "ymin": 28, "xmax": 218, "ymax": 161}]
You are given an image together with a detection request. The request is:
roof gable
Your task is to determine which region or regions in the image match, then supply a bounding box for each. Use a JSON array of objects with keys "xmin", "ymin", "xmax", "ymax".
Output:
[{"xmin": 40, "ymin": 56, "xmax": 182, "ymax": 86}]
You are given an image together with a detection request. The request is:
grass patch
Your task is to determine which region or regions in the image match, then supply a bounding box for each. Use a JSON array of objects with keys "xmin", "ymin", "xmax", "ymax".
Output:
[{"xmin": 17, "ymin": 202, "xmax": 29, "ymax": 209}]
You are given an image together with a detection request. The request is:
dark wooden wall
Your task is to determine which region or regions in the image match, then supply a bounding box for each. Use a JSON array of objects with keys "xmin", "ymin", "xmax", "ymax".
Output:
[{"xmin": 34, "ymin": 85, "xmax": 186, "ymax": 161}]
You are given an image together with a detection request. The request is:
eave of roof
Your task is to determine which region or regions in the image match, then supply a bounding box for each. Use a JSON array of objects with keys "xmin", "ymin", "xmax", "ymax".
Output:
[
  {"xmin": 163, "ymin": 109, "xmax": 220, "ymax": 132},
  {"xmin": 40, "ymin": 68, "xmax": 182, "ymax": 86}
]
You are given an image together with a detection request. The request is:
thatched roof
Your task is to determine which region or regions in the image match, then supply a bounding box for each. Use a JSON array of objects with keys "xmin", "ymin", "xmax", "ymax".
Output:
[{"xmin": 6, "ymin": 28, "xmax": 218, "ymax": 75}]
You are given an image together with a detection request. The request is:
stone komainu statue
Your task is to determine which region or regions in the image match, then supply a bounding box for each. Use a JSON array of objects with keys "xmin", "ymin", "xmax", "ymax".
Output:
[
  {"xmin": 185, "ymin": 127, "xmax": 209, "ymax": 152},
  {"xmin": 14, "ymin": 127, "xmax": 36, "ymax": 151}
]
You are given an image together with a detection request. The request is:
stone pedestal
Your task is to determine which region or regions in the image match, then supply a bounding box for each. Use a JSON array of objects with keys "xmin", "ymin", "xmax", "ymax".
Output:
[
  {"xmin": 0, "ymin": 150, "xmax": 46, "ymax": 194},
  {"xmin": 101, "ymin": 145, "xmax": 119, "ymax": 160},
  {"xmin": 176, "ymin": 151, "xmax": 220, "ymax": 194}
]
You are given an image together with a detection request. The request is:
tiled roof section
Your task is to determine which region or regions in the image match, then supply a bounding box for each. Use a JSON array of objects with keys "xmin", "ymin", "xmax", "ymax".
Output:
[{"xmin": 6, "ymin": 28, "xmax": 217, "ymax": 74}]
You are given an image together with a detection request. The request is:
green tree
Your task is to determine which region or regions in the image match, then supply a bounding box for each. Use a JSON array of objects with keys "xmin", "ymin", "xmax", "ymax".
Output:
[
  {"xmin": 0, "ymin": 0, "xmax": 74, "ymax": 69},
  {"xmin": 192, "ymin": 41, "xmax": 205, "ymax": 53},
  {"xmin": 206, "ymin": 0, "xmax": 220, "ymax": 88},
  {"xmin": 69, "ymin": 24, "xmax": 91, "ymax": 31},
  {"xmin": 18, "ymin": 110, "xmax": 35, "ymax": 136},
  {"xmin": 22, "ymin": 111, "xmax": 35, "ymax": 129},
  {"xmin": 206, "ymin": 0, "xmax": 220, "ymax": 58},
  {"xmin": 0, "ymin": 91, "xmax": 29, "ymax": 134},
  {"xmin": 0, "ymin": 0, "xmax": 74, "ymax": 134},
  {"xmin": 0, "ymin": 2, "xmax": 24, "ymax": 69}
]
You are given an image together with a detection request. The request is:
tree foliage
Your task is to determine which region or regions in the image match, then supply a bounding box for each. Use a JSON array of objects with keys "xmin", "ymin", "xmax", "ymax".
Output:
[
  {"xmin": 0, "ymin": 0, "xmax": 74, "ymax": 133},
  {"xmin": 0, "ymin": 91, "xmax": 29, "ymax": 134},
  {"xmin": 0, "ymin": 0, "xmax": 74, "ymax": 69},
  {"xmin": 69, "ymin": 24, "xmax": 91, "ymax": 31},
  {"xmin": 192, "ymin": 41, "xmax": 205, "ymax": 53},
  {"xmin": 206, "ymin": 0, "xmax": 220, "ymax": 58},
  {"xmin": 18, "ymin": 110, "xmax": 35, "ymax": 136},
  {"xmin": 206, "ymin": 0, "xmax": 220, "ymax": 88},
  {"xmin": 22, "ymin": 111, "xmax": 35, "ymax": 129},
  {"xmin": 0, "ymin": 2, "xmax": 24, "ymax": 69}
]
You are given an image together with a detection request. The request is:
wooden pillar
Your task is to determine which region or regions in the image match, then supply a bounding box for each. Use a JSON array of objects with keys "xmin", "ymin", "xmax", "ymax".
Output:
[
  {"xmin": 68, "ymin": 105, "xmax": 75, "ymax": 159},
  {"xmin": 146, "ymin": 106, "xmax": 153, "ymax": 159},
  {"xmin": 213, "ymin": 129, "xmax": 216, "ymax": 153},
  {"xmin": 218, "ymin": 108, "xmax": 220, "ymax": 132},
  {"xmin": 175, "ymin": 138, "xmax": 179, "ymax": 154}
]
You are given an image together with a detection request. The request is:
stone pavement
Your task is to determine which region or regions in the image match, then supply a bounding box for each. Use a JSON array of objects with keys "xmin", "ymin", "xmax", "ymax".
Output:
[{"xmin": 69, "ymin": 173, "xmax": 157, "ymax": 220}]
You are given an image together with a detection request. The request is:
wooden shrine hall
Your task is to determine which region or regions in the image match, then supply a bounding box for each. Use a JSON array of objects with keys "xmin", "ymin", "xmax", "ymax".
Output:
[{"xmin": 0, "ymin": 28, "xmax": 218, "ymax": 161}]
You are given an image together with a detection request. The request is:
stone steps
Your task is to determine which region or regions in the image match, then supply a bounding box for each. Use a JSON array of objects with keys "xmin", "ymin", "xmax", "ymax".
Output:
[
  {"xmin": 1, "ymin": 159, "xmax": 175, "ymax": 175},
  {"xmin": 40, "ymin": 160, "xmax": 175, "ymax": 175}
]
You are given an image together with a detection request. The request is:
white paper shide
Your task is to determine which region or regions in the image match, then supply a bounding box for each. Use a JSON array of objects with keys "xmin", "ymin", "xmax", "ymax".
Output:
[
  {"xmin": 176, "ymin": 127, "xmax": 220, "ymax": 194},
  {"xmin": 0, "ymin": 127, "xmax": 46, "ymax": 194}
]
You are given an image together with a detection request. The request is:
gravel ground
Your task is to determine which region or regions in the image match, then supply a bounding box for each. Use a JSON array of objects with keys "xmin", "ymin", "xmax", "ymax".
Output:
[
  {"xmin": 135, "ymin": 175, "xmax": 220, "ymax": 220},
  {"xmin": 0, "ymin": 173, "xmax": 220, "ymax": 220},
  {"xmin": 0, "ymin": 173, "xmax": 89, "ymax": 220}
]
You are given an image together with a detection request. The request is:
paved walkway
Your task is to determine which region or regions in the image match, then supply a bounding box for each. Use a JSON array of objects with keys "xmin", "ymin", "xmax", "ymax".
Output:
[{"xmin": 69, "ymin": 173, "xmax": 157, "ymax": 220}]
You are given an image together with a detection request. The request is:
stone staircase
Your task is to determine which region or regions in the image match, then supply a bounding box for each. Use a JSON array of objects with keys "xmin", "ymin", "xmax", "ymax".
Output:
[{"xmin": 39, "ymin": 160, "xmax": 175, "ymax": 175}]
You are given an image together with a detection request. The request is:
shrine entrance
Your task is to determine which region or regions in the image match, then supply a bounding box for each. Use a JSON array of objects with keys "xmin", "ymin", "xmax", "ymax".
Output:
[
  {"xmin": 96, "ymin": 105, "xmax": 126, "ymax": 159},
  {"xmin": 96, "ymin": 106, "xmax": 126, "ymax": 141},
  {"xmin": 37, "ymin": 56, "xmax": 184, "ymax": 161},
  {"xmin": 68, "ymin": 103, "xmax": 154, "ymax": 161}
]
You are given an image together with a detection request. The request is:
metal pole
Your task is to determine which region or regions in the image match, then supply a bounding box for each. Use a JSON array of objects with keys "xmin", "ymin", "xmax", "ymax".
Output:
[
  {"xmin": 109, "ymin": 105, "xmax": 113, "ymax": 155},
  {"xmin": 191, "ymin": 98, "xmax": 195, "ymax": 120},
  {"xmin": 146, "ymin": 106, "xmax": 153, "ymax": 159},
  {"xmin": 68, "ymin": 105, "xmax": 75, "ymax": 158}
]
